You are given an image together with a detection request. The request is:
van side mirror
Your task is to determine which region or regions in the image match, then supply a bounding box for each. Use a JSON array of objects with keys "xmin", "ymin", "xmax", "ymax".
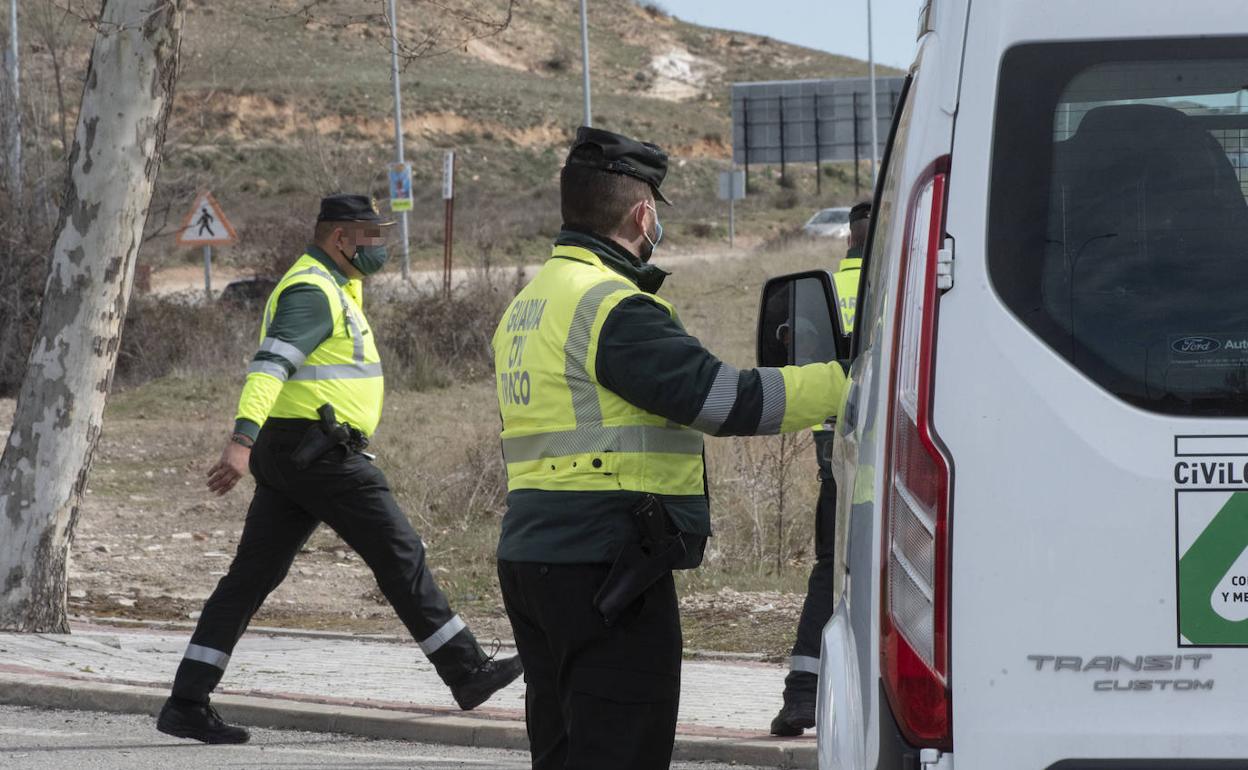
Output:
[{"xmin": 756, "ymin": 270, "xmax": 849, "ymax": 367}]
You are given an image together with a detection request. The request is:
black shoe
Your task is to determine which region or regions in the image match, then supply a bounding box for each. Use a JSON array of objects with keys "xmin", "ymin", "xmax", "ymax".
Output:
[
  {"xmin": 770, "ymin": 699, "xmax": 816, "ymax": 737},
  {"xmin": 156, "ymin": 697, "xmax": 250, "ymax": 744},
  {"xmin": 450, "ymin": 654, "xmax": 524, "ymax": 711}
]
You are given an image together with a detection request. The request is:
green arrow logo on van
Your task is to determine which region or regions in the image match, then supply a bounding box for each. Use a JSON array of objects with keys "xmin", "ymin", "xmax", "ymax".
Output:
[{"xmin": 1179, "ymin": 491, "xmax": 1248, "ymax": 645}]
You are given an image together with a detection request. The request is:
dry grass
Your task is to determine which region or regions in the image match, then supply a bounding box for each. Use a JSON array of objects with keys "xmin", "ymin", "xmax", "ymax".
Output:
[{"xmin": 75, "ymin": 234, "xmax": 845, "ymax": 651}]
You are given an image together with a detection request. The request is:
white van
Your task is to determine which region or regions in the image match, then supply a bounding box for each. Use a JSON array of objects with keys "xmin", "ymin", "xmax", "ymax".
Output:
[{"xmin": 757, "ymin": 1, "xmax": 1248, "ymax": 767}]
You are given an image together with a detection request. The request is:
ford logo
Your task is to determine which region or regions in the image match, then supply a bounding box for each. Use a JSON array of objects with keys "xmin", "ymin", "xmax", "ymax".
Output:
[{"xmin": 1172, "ymin": 336, "xmax": 1221, "ymax": 354}]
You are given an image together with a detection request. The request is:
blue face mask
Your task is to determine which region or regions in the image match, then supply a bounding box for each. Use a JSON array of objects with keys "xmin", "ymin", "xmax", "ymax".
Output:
[
  {"xmin": 349, "ymin": 244, "xmax": 389, "ymax": 276},
  {"xmin": 642, "ymin": 202, "xmax": 663, "ymax": 262}
]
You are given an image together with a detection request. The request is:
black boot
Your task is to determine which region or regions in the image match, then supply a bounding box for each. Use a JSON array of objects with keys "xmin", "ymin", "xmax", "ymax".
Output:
[
  {"xmin": 156, "ymin": 697, "xmax": 250, "ymax": 744},
  {"xmin": 449, "ymin": 654, "xmax": 524, "ymax": 711},
  {"xmin": 770, "ymin": 697, "xmax": 816, "ymax": 737}
]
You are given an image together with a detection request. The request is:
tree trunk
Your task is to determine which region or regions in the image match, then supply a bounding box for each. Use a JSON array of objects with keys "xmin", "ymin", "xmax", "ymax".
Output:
[{"xmin": 0, "ymin": 0, "xmax": 184, "ymax": 633}]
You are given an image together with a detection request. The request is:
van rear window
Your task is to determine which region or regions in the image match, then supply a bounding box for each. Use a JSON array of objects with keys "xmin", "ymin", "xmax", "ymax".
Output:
[{"xmin": 989, "ymin": 39, "xmax": 1248, "ymax": 416}]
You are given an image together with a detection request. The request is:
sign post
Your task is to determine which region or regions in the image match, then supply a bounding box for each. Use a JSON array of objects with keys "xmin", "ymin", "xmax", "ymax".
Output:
[
  {"xmin": 7, "ymin": 0, "xmax": 21, "ymax": 199},
  {"xmin": 579, "ymin": 0, "xmax": 592, "ymax": 127},
  {"xmin": 867, "ymin": 0, "xmax": 880, "ymax": 188},
  {"xmin": 175, "ymin": 191, "xmax": 238, "ymax": 298},
  {"xmin": 442, "ymin": 150, "xmax": 456, "ymax": 297},
  {"xmin": 386, "ymin": 0, "xmax": 411, "ymax": 281},
  {"xmin": 718, "ymin": 168, "xmax": 746, "ymax": 248}
]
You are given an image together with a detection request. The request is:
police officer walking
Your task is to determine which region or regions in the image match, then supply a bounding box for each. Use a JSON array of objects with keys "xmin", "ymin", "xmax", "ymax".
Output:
[
  {"xmin": 770, "ymin": 200, "xmax": 869, "ymax": 737},
  {"xmin": 156, "ymin": 194, "xmax": 522, "ymax": 744},
  {"xmin": 492, "ymin": 128, "xmax": 849, "ymax": 769}
]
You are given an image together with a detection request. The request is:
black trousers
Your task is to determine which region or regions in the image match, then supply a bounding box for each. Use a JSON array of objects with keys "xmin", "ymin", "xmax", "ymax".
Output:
[
  {"xmin": 171, "ymin": 419, "xmax": 484, "ymax": 703},
  {"xmin": 783, "ymin": 430, "xmax": 839, "ymax": 702},
  {"xmin": 497, "ymin": 560, "xmax": 681, "ymax": 770}
]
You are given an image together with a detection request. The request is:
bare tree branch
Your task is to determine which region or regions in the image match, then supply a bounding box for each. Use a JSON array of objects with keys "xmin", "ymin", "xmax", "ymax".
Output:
[
  {"xmin": 385, "ymin": 0, "xmax": 516, "ymax": 64},
  {"xmin": 48, "ymin": 0, "xmax": 176, "ymax": 35}
]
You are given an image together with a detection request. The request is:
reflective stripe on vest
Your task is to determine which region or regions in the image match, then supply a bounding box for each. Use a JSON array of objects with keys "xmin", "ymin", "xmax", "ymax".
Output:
[
  {"xmin": 259, "ymin": 337, "xmax": 307, "ymax": 368},
  {"xmin": 501, "ymin": 423, "xmax": 704, "ymax": 463},
  {"xmin": 564, "ymin": 280, "xmax": 630, "ymax": 424},
  {"xmin": 289, "ymin": 362, "xmax": 384, "ymax": 381}
]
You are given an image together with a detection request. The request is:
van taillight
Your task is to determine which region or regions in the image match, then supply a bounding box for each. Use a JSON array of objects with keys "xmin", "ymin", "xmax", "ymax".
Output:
[{"xmin": 881, "ymin": 157, "xmax": 952, "ymax": 751}]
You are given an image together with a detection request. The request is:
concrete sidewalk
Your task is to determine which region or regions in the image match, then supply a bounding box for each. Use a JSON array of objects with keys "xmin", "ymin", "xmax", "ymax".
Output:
[{"xmin": 0, "ymin": 622, "xmax": 815, "ymax": 769}]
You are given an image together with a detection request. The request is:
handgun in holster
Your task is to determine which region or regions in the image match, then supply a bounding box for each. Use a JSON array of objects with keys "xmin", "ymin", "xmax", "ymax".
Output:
[
  {"xmin": 592, "ymin": 494, "xmax": 687, "ymax": 627},
  {"xmin": 291, "ymin": 403, "xmax": 370, "ymax": 469}
]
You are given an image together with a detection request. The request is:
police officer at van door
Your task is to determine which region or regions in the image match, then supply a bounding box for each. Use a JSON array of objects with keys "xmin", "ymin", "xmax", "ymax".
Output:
[
  {"xmin": 155, "ymin": 194, "xmax": 522, "ymax": 744},
  {"xmin": 492, "ymin": 127, "xmax": 850, "ymax": 769},
  {"xmin": 771, "ymin": 200, "xmax": 869, "ymax": 737},
  {"xmin": 832, "ymin": 201, "xmax": 868, "ymax": 336}
]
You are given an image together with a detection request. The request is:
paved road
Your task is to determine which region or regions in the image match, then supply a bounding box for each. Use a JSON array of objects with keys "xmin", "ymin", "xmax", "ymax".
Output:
[
  {"xmin": 0, "ymin": 705, "xmax": 776, "ymax": 770},
  {"xmin": 148, "ymin": 248, "xmax": 744, "ymax": 298}
]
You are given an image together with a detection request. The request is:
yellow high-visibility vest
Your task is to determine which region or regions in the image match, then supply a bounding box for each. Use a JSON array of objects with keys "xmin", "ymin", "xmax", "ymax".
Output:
[
  {"xmin": 832, "ymin": 256, "xmax": 862, "ymax": 334},
  {"xmin": 493, "ymin": 244, "xmax": 848, "ymax": 496},
  {"xmin": 492, "ymin": 245, "xmax": 706, "ymax": 495},
  {"xmin": 258, "ymin": 253, "xmax": 385, "ymax": 436}
]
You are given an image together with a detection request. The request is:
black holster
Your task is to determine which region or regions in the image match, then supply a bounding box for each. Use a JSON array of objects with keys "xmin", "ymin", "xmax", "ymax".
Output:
[
  {"xmin": 593, "ymin": 494, "xmax": 686, "ymax": 626},
  {"xmin": 290, "ymin": 403, "xmax": 368, "ymax": 470}
]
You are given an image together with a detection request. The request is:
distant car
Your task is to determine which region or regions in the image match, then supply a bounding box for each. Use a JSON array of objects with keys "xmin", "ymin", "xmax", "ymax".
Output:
[
  {"xmin": 801, "ymin": 207, "xmax": 852, "ymax": 238},
  {"xmin": 219, "ymin": 277, "xmax": 278, "ymax": 308}
]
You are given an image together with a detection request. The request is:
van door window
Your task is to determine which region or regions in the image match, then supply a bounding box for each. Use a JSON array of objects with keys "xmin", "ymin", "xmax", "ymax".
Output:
[
  {"xmin": 857, "ymin": 77, "xmax": 916, "ymax": 357},
  {"xmin": 990, "ymin": 39, "xmax": 1248, "ymax": 416}
]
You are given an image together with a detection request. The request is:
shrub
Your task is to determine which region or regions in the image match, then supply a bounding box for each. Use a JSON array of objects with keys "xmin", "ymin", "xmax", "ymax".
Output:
[
  {"xmin": 116, "ymin": 297, "xmax": 255, "ymax": 387},
  {"xmin": 370, "ymin": 272, "xmax": 515, "ymax": 390},
  {"xmin": 774, "ymin": 188, "xmax": 800, "ymax": 210},
  {"xmin": 113, "ymin": 271, "xmax": 517, "ymax": 394},
  {"xmin": 542, "ymin": 49, "xmax": 571, "ymax": 72},
  {"xmin": 687, "ymin": 222, "xmax": 715, "ymax": 239},
  {"xmin": 0, "ymin": 195, "xmax": 62, "ymax": 396}
]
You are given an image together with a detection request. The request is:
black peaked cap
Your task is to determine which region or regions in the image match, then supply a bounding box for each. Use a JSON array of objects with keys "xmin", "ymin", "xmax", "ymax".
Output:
[
  {"xmin": 849, "ymin": 201, "xmax": 872, "ymax": 223},
  {"xmin": 318, "ymin": 193, "xmax": 395, "ymax": 226},
  {"xmin": 564, "ymin": 126, "xmax": 673, "ymax": 205}
]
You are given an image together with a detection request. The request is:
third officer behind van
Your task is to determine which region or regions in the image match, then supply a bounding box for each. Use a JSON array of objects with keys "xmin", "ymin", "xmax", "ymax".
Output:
[
  {"xmin": 492, "ymin": 127, "xmax": 850, "ymax": 769},
  {"xmin": 770, "ymin": 200, "xmax": 869, "ymax": 737},
  {"xmin": 833, "ymin": 201, "xmax": 868, "ymax": 335}
]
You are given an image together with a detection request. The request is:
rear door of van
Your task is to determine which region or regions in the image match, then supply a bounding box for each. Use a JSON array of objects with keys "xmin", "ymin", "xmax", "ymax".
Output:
[
  {"xmin": 939, "ymin": 2, "xmax": 1248, "ymax": 766},
  {"xmin": 826, "ymin": 1, "xmax": 969, "ymax": 765}
]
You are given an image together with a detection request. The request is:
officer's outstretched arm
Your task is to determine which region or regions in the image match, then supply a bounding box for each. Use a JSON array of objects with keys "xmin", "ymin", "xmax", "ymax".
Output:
[{"xmin": 595, "ymin": 296, "xmax": 847, "ymax": 437}]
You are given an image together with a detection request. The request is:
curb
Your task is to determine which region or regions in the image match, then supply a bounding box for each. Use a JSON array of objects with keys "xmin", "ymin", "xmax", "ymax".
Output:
[
  {"xmin": 0, "ymin": 672, "xmax": 815, "ymax": 769},
  {"xmin": 69, "ymin": 616, "xmax": 771, "ymax": 663}
]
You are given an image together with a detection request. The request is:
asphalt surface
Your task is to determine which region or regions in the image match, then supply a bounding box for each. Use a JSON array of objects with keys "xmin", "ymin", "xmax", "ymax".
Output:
[{"xmin": 0, "ymin": 705, "xmax": 777, "ymax": 769}]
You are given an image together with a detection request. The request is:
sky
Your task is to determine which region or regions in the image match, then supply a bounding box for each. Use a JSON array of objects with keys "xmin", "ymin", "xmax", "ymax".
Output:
[{"xmin": 651, "ymin": 0, "xmax": 920, "ymax": 70}]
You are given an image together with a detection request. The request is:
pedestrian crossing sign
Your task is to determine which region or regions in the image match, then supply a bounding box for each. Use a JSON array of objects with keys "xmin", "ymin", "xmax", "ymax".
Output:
[{"xmin": 175, "ymin": 191, "xmax": 238, "ymax": 247}]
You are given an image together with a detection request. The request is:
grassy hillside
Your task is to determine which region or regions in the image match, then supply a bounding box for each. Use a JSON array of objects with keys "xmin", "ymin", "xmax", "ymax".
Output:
[{"xmin": 115, "ymin": 0, "xmax": 898, "ymax": 270}]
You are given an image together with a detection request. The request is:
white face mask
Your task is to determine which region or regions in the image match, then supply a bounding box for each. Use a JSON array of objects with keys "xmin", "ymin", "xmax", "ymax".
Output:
[{"xmin": 641, "ymin": 202, "xmax": 664, "ymax": 262}]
